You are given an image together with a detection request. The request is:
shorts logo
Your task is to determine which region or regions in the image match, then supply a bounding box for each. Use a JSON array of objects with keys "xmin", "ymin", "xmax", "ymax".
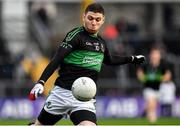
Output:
[{"xmin": 45, "ymin": 101, "xmax": 52, "ymax": 109}]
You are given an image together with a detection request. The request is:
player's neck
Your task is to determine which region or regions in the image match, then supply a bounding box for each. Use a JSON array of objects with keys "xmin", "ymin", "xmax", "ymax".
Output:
[
  {"xmin": 151, "ymin": 61, "xmax": 160, "ymax": 67},
  {"xmin": 83, "ymin": 26, "xmax": 98, "ymax": 36}
]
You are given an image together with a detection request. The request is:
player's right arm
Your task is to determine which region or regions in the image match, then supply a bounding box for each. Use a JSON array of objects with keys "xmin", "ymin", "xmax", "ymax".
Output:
[
  {"xmin": 29, "ymin": 28, "xmax": 80, "ymax": 100},
  {"xmin": 136, "ymin": 67, "xmax": 146, "ymax": 83}
]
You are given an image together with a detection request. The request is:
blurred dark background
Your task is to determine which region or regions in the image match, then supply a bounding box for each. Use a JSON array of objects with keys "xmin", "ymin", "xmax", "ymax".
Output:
[{"xmin": 0, "ymin": 0, "xmax": 179, "ymax": 98}]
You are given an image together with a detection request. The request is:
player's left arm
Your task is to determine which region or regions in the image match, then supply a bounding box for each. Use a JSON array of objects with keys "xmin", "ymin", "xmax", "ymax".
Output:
[
  {"xmin": 162, "ymin": 70, "xmax": 172, "ymax": 82},
  {"xmin": 161, "ymin": 62, "xmax": 172, "ymax": 82},
  {"xmin": 162, "ymin": 69, "xmax": 172, "ymax": 82},
  {"xmin": 103, "ymin": 44, "xmax": 146, "ymax": 65}
]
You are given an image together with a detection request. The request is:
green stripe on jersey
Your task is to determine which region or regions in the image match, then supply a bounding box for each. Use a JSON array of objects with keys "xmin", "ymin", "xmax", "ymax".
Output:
[
  {"xmin": 65, "ymin": 27, "xmax": 84, "ymax": 41},
  {"xmin": 63, "ymin": 50, "xmax": 104, "ymax": 72}
]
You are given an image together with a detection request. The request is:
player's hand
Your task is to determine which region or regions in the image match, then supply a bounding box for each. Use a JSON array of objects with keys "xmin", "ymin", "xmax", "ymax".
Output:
[
  {"xmin": 132, "ymin": 55, "xmax": 146, "ymax": 65},
  {"xmin": 29, "ymin": 82, "xmax": 44, "ymax": 101}
]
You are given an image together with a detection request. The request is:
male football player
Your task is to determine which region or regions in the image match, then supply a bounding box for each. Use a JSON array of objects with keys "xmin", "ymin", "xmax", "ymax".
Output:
[
  {"xmin": 137, "ymin": 47, "xmax": 171, "ymax": 124},
  {"xmin": 29, "ymin": 3, "xmax": 145, "ymax": 126}
]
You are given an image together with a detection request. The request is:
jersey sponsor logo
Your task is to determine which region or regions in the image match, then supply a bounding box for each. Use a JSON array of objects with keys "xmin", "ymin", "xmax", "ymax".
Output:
[
  {"xmin": 82, "ymin": 56, "xmax": 102, "ymax": 65},
  {"xmin": 63, "ymin": 50, "xmax": 104, "ymax": 72}
]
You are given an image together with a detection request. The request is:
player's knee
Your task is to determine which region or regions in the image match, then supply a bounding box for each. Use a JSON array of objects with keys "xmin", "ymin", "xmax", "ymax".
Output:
[
  {"xmin": 78, "ymin": 120, "xmax": 96, "ymax": 126},
  {"xmin": 32, "ymin": 119, "xmax": 42, "ymax": 126}
]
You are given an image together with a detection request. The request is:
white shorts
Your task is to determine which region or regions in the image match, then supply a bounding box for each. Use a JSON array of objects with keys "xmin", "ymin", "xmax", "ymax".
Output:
[
  {"xmin": 143, "ymin": 88, "xmax": 159, "ymax": 100},
  {"xmin": 43, "ymin": 86, "xmax": 96, "ymax": 115}
]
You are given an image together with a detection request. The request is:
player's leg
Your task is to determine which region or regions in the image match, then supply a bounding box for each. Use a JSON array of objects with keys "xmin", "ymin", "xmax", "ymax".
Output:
[
  {"xmin": 70, "ymin": 95, "xmax": 97, "ymax": 126},
  {"xmin": 146, "ymin": 96, "xmax": 158, "ymax": 124},
  {"xmin": 31, "ymin": 86, "xmax": 71, "ymax": 125},
  {"xmin": 143, "ymin": 88, "xmax": 158, "ymax": 124},
  {"xmin": 34, "ymin": 108, "xmax": 63, "ymax": 125},
  {"xmin": 70, "ymin": 110, "xmax": 97, "ymax": 126}
]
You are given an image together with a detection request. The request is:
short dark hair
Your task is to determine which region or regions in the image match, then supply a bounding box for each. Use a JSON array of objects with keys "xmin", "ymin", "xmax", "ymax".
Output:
[{"xmin": 85, "ymin": 3, "xmax": 105, "ymax": 15}]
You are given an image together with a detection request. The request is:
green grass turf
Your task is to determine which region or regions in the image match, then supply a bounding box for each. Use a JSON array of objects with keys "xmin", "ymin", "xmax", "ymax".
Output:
[{"xmin": 0, "ymin": 118, "xmax": 180, "ymax": 125}]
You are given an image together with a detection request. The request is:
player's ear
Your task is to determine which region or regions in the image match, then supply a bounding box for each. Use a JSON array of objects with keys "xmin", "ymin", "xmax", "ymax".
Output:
[
  {"xmin": 82, "ymin": 13, "xmax": 86, "ymax": 22},
  {"xmin": 102, "ymin": 15, "xmax": 105, "ymax": 24}
]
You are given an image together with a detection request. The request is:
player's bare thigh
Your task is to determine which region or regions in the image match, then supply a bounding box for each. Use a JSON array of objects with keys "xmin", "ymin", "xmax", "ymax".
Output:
[
  {"xmin": 29, "ymin": 119, "xmax": 41, "ymax": 126},
  {"xmin": 31, "ymin": 119, "xmax": 96, "ymax": 126},
  {"xmin": 78, "ymin": 120, "xmax": 96, "ymax": 126}
]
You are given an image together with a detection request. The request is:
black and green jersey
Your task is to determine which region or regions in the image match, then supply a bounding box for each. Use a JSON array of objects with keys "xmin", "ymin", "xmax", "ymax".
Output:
[
  {"xmin": 139, "ymin": 61, "xmax": 170, "ymax": 90},
  {"xmin": 39, "ymin": 26, "xmax": 132, "ymax": 90}
]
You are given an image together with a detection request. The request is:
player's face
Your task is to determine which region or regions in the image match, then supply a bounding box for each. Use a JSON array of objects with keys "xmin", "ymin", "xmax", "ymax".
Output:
[
  {"xmin": 150, "ymin": 49, "xmax": 161, "ymax": 66},
  {"xmin": 83, "ymin": 11, "xmax": 105, "ymax": 34}
]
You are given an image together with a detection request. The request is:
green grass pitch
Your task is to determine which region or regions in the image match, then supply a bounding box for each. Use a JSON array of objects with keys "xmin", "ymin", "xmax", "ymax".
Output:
[{"xmin": 0, "ymin": 118, "xmax": 180, "ymax": 125}]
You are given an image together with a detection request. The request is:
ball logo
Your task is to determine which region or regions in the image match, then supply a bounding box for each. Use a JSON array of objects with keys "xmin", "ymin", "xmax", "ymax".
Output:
[
  {"xmin": 82, "ymin": 78, "xmax": 86, "ymax": 85},
  {"xmin": 72, "ymin": 77, "xmax": 97, "ymax": 101}
]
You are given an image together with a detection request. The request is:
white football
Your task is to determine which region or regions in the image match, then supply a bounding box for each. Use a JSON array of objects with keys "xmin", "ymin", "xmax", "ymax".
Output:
[{"xmin": 71, "ymin": 77, "xmax": 97, "ymax": 101}]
